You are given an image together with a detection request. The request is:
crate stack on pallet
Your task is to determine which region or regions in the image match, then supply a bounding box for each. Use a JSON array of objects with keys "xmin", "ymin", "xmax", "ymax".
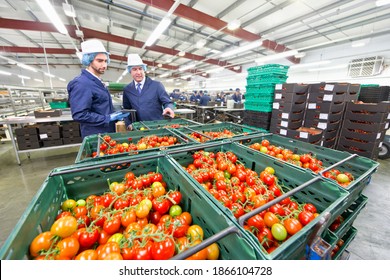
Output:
[
  {"xmin": 358, "ymin": 86, "xmax": 390, "ymax": 103},
  {"xmin": 243, "ymin": 64, "xmax": 289, "ymax": 130},
  {"xmin": 303, "ymin": 83, "xmax": 360, "ymax": 148},
  {"xmin": 269, "ymin": 83, "xmax": 314, "ymax": 142},
  {"xmin": 336, "ymin": 102, "xmax": 390, "ymax": 160}
]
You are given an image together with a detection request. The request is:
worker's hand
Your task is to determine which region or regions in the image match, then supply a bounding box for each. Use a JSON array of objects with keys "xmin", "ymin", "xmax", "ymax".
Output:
[
  {"xmin": 110, "ymin": 111, "xmax": 130, "ymax": 121},
  {"xmin": 162, "ymin": 108, "xmax": 175, "ymax": 119}
]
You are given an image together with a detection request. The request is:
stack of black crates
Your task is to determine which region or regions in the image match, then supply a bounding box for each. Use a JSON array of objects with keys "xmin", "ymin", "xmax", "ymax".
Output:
[
  {"xmin": 243, "ymin": 64, "xmax": 289, "ymax": 130},
  {"xmin": 358, "ymin": 86, "xmax": 390, "ymax": 103},
  {"xmin": 269, "ymin": 83, "xmax": 313, "ymax": 142},
  {"xmin": 15, "ymin": 121, "xmax": 82, "ymax": 150},
  {"xmin": 336, "ymin": 102, "xmax": 390, "ymax": 160},
  {"xmin": 304, "ymin": 83, "xmax": 360, "ymax": 148}
]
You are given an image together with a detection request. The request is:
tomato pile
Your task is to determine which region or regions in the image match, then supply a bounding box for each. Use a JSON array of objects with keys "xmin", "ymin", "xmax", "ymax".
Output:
[
  {"xmin": 188, "ymin": 129, "xmax": 243, "ymax": 142},
  {"xmin": 91, "ymin": 134, "xmax": 179, "ymax": 157},
  {"xmin": 248, "ymin": 139, "xmax": 354, "ymax": 187},
  {"xmin": 182, "ymin": 150, "xmax": 321, "ymax": 254},
  {"xmin": 29, "ymin": 171, "xmax": 219, "ymax": 260}
]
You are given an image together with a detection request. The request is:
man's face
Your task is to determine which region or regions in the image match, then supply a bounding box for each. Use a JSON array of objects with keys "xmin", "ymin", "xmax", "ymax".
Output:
[
  {"xmin": 130, "ymin": 66, "xmax": 145, "ymax": 83},
  {"xmin": 88, "ymin": 53, "xmax": 108, "ymax": 76}
]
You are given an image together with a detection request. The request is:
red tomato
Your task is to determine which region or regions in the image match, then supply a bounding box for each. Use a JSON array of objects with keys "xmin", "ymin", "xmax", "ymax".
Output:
[
  {"xmin": 151, "ymin": 238, "xmax": 176, "ymax": 260},
  {"xmin": 298, "ymin": 210, "xmax": 315, "ymax": 226},
  {"xmin": 29, "ymin": 231, "xmax": 55, "ymax": 257},
  {"xmin": 283, "ymin": 218, "xmax": 303, "ymax": 235}
]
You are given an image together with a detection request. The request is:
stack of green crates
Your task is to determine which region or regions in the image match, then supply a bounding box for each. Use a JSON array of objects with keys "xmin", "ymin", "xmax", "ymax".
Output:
[{"xmin": 245, "ymin": 64, "xmax": 289, "ymax": 112}]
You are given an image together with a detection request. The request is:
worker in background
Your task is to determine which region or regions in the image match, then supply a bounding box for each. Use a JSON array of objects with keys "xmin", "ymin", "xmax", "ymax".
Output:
[
  {"xmin": 123, "ymin": 54, "xmax": 175, "ymax": 130},
  {"xmin": 67, "ymin": 39, "xmax": 129, "ymax": 138},
  {"xmin": 232, "ymin": 88, "xmax": 242, "ymax": 103},
  {"xmin": 190, "ymin": 91, "xmax": 198, "ymax": 102},
  {"xmin": 198, "ymin": 91, "xmax": 211, "ymax": 106}
]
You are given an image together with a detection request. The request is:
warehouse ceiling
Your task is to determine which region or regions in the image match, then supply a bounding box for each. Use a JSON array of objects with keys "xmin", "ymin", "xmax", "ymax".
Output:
[{"xmin": 0, "ymin": 0, "xmax": 390, "ymax": 84}]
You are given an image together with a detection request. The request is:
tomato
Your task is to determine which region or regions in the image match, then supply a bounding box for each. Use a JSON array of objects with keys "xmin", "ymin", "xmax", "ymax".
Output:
[
  {"xmin": 206, "ymin": 243, "xmax": 220, "ymax": 260},
  {"xmin": 55, "ymin": 211, "xmax": 72, "ymax": 220},
  {"xmin": 97, "ymin": 242, "xmax": 121, "ymax": 260},
  {"xmin": 73, "ymin": 206, "xmax": 88, "ymax": 218},
  {"xmin": 261, "ymin": 139, "xmax": 270, "ymax": 147},
  {"xmin": 264, "ymin": 212, "xmax": 280, "ymax": 228},
  {"xmin": 298, "ymin": 210, "xmax": 315, "ymax": 226},
  {"xmin": 152, "ymin": 198, "xmax": 171, "ymax": 215},
  {"xmin": 151, "ymin": 237, "xmax": 176, "ymax": 260},
  {"xmin": 168, "ymin": 191, "xmax": 182, "ymax": 205},
  {"xmin": 169, "ymin": 205, "xmax": 182, "ymax": 217},
  {"xmin": 257, "ymin": 227, "xmax": 275, "ymax": 249},
  {"xmin": 186, "ymin": 240, "xmax": 208, "ymax": 260},
  {"xmin": 133, "ymin": 241, "xmax": 153, "ymax": 260},
  {"xmin": 50, "ymin": 216, "xmax": 78, "ymax": 238},
  {"xmin": 264, "ymin": 166, "xmax": 275, "ymax": 175},
  {"xmin": 108, "ymin": 233, "xmax": 124, "ymax": 244},
  {"xmin": 247, "ymin": 214, "xmax": 265, "ymax": 231},
  {"xmin": 187, "ymin": 225, "xmax": 204, "ymax": 242},
  {"xmin": 263, "ymin": 174, "xmax": 275, "ymax": 186},
  {"xmin": 61, "ymin": 199, "xmax": 77, "ymax": 211},
  {"xmin": 231, "ymin": 202, "xmax": 245, "ymax": 218},
  {"xmin": 303, "ymin": 203, "xmax": 317, "ymax": 214},
  {"xmin": 75, "ymin": 249, "xmax": 98, "ymax": 260},
  {"xmin": 56, "ymin": 236, "xmax": 80, "ymax": 259},
  {"xmin": 283, "ymin": 218, "xmax": 303, "ymax": 235},
  {"xmin": 178, "ymin": 212, "xmax": 192, "ymax": 225},
  {"xmin": 336, "ymin": 173, "xmax": 350, "ymax": 184},
  {"xmin": 135, "ymin": 203, "xmax": 150, "ymax": 219},
  {"xmin": 29, "ymin": 231, "xmax": 55, "ymax": 257},
  {"xmin": 103, "ymin": 216, "xmax": 122, "ymax": 235},
  {"xmin": 79, "ymin": 227, "xmax": 99, "ymax": 248},
  {"xmin": 271, "ymin": 223, "xmax": 287, "ymax": 241}
]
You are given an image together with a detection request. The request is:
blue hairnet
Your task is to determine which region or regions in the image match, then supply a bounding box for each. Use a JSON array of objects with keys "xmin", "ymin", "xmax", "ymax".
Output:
[
  {"xmin": 127, "ymin": 65, "xmax": 147, "ymax": 73},
  {"xmin": 81, "ymin": 53, "xmax": 110, "ymax": 66}
]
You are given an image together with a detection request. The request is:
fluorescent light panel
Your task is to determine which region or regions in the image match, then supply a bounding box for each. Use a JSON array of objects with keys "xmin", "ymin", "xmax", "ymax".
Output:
[
  {"xmin": 255, "ymin": 50, "xmax": 298, "ymax": 64},
  {"xmin": 18, "ymin": 75, "xmax": 31, "ymax": 79},
  {"xmin": 144, "ymin": 18, "xmax": 172, "ymax": 47},
  {"xmin": 35, "ymin": 0, "xmax": 68, "ymax": 34},
  {"xmin": 376, "ymin": 0, "xmax": 390, "ymax": 6},
  {"xmin": 308, "ymin": 64, "xmax": 348, "ymax": 72},
  {"xmin": 0, "ymin": 70, "xmax": 12, "ymax": 75},
  {"xmin": 34, "ymin": 78, "xmax": 43, "ymax": 82},
  {"xmin": 221, "ymin": 40, "xmax": 263, "ymax": 58},
  {"xmin": 179, "ymin": 63, "xmax": 196, "ymax": 71},
  {"xmin": 17, "ymin": 63, "xmax": 38, "ymax": 72}
]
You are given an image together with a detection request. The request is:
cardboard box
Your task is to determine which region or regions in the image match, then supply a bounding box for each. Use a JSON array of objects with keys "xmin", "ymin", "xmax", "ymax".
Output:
[{"xmin": 34, "ymin": 109, "xmax": 62, "ymax": 118}]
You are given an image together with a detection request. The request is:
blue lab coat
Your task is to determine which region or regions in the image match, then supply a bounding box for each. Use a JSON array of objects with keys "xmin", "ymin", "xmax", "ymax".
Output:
[{"xmin": 67, "ymin": 69, "xmax": 115, "ymax": 138}]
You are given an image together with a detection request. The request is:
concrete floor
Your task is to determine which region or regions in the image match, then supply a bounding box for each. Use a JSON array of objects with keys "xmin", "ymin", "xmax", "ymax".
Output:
[{"xmin": 0, "ymin": 140, "xmax": 389, "ymax": 259}]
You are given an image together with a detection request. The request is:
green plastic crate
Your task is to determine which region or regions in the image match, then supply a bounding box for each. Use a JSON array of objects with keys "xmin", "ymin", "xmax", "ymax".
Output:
[
  {"xmin": 245, "ymin": 85, "xmax": 275, "ymax": 95},
  {"xmin": 333, "ymin": 226, "xmax": 358, "ymax": 260},
  {"xmin": 132, "ymin": 118, "xmax": 200, "ymax": 130},
  {"xmin": 331, "ymin": 194, "xmax": 367, "ymax": 239},
  {"xmin": 166, "ymin": 142, "xmax": 349, "ymax": 259},
  {"xmin": 75, "ymin": 128, "xmax": 197, "ymax": 164},
  {"xmin": 49, "ymin": 101, "xmax": 68, "ymax": 109},
  {"xmin": 172, "ymin": 122, "xmax": 264, "ymax": 143},
  {"xmin": 244, "ymin": 101, "xmax": 273, "ymax": 112},
  {"xmin": 247, "ymin": 64, "xmax": 290, "ymax": 76},
  {"xmin": 233, "ymin": 134, "xmax": 378, "ymax": 210},
  {"xmin": 0, "ymin": 155, "xmax": 261, "ymax": 260}
]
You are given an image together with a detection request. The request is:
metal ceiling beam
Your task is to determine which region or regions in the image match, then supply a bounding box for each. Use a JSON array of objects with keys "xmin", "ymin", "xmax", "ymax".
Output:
[
  {"xmin": 136, "ymin": 0, "xmax": 300, "ymax": 64},
  {"xmin": 0, "ymin": 18, "xmax": 236, "ymax": 73}
]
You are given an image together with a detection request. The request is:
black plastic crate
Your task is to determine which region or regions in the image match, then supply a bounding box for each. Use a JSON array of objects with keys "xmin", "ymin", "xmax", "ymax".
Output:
[{"xmin": 272, "ymin": 108, "xmax": 305, "ymax": 121}]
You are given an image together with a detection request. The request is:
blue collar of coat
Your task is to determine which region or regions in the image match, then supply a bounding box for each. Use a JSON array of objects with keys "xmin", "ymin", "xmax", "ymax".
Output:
[{"xmin": 82, "ymin": 69, "xmax": 106, "ymax": 88}]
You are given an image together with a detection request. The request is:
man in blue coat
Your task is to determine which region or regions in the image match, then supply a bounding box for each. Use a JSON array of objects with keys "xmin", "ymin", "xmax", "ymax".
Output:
[
  {"xmin": 123, "ymin": 54, "xmax": 175, "ymax": 130},
  {"xmin": 67, "ymin": 39, "xmax": 128, "ymax": 138}
]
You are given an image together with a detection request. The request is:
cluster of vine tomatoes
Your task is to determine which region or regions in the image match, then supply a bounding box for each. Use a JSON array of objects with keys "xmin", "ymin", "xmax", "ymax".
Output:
[
  {"xmin": 91, "ymin": 134, "xmax": 179, "ymax": 158},
  {"xmin": 29, "ymin": 171, "xmax": 219, "ymax": 260},
  {"xmin": 188, "ymin": 129, "xmax": 243, "ymax": 142},
  {"xmin": 182, "ymin": 150, "xmax": 320, "ymax": 254},
  {"xmin": 248, "ymin": 139, "xmax": 354, "ymax": 187}
]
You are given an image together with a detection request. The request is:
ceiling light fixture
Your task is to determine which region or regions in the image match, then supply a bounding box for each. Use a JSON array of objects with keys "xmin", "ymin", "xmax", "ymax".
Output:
[
  {"xmin": 159, "ymin": 73, "xmax": 170, "ymax": 78},
  {"xmin": 35, "ymin": 0, "xmax": 68, "ymax": 35},
  {"xmin": 178, "ymin": 51, "xmax": 186, "ymax": 57},
  {"xmin": 0, "ymin": 70, "xmax": 12, "ymax": 76},
  {"xmin": 196, "ymin": 39, "xmax": 207, "ymax": 48},
  {"xmin": 206, "ymin": 67, "xmax": 224, "ymax": 73},
  {"xmin": 179, "ymin": 63, "xmax": 196, "ymax": 71},
  {"xmin": 17, "ymin": 62, "xmax": 38, "ymax": 72},
  {"xmin": 351, "ymin": 38, "xmax": 370, "ymax": 48},
  {"xmin": 289, "ymin": 60, "xmax": 332, "ymax": 69},
  {"xmin": 144, "ymin": 17, "xmax": 172, "ymax": 47},
  {"xmin": 34, "ymin": 78, "xmax": 43, "ymax": 82},
  {"xmin": 44, "ymin": 72, "xmax": 55, "ymax": 78},
  {"xmin": 221, "ymin": 40, "xmax": 263, "ymax": 58},
  {"xmin": 255, "ymin": 50, "xmax": 299, "ymax": 64},
  {"xmin": 18, "ymin": 75, "xmax": 31, "ymax": 79},
  {"xmin": 227, "ymin": 19, "xmax": 241, "ymax": 30},
  {"xmin": 376, "ymin": 0, "xmax": 390, "ymax": 6},
  {"xmin": 143, "ymin": 0, "xmax": 181, "ymax": 48}
]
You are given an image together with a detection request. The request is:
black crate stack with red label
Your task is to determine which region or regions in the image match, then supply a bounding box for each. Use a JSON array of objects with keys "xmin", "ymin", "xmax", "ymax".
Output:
[{"xmin": 336, "ymin": 102, "xmax": 390, "ymax": 160}]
